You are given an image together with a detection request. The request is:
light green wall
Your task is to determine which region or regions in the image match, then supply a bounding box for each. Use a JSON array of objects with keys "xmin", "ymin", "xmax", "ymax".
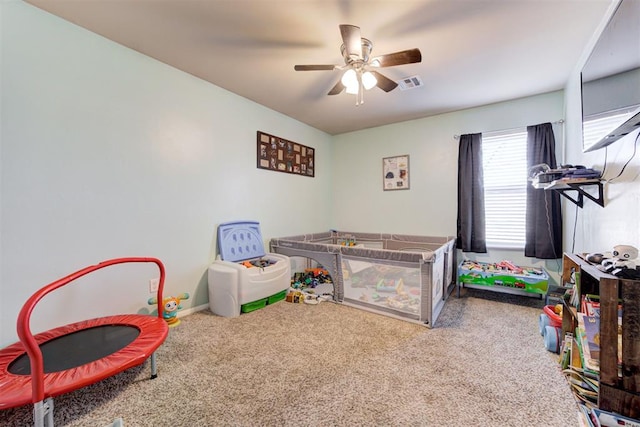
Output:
[
  {"xmin": 0, "ymin": 1, "xmax": 332, "ymax": 346},
  {"xmin": 331, "ymin": 92, "xmax": 566, "ymax": 283}
]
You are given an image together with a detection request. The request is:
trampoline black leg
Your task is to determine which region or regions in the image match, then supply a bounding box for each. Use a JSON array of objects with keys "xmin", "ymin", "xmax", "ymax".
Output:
[{"xmin": 150, "ymin": 352, "xmax": 158, "ymax": 379}]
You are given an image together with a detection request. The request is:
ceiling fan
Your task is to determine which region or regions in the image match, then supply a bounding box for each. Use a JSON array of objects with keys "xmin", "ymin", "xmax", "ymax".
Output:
[{"xmin": 294, "ymin": 24, "xmax": 422, "ymax": 106}]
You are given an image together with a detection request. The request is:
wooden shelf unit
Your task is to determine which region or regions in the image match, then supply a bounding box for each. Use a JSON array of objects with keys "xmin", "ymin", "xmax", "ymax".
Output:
[{"xmin": 560, "ymin": 253, "xmax": 640, "ymax": 418}]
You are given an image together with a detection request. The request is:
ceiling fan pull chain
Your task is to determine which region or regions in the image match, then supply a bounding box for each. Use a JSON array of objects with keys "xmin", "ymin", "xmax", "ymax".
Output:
[{"xmin": 355, "ymin": 71, "xmax": 363, "ymax": 106}]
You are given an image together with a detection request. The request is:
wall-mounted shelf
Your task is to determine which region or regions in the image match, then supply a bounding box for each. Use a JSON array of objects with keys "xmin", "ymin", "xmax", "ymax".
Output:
[{"xmin": 532, "ymin": 178, "xmax": 604, "ymax": 208}]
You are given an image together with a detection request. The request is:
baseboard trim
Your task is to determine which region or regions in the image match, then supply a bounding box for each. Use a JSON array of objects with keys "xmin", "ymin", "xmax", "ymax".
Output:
[{"xmin": 178, "ymin": 303, "xmax": 209, "ymax": 317}]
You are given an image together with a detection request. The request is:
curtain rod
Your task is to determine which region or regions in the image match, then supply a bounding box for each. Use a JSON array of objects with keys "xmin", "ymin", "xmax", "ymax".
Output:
[{"xmin": 453, "ymin": 119, "xmax": 565, "ymax": 140}]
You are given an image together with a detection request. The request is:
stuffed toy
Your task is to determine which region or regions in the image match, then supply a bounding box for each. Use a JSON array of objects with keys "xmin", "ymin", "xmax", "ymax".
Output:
[{"xmin": 598, "ymin": 245, "xmax": 639, "ymax": 278}]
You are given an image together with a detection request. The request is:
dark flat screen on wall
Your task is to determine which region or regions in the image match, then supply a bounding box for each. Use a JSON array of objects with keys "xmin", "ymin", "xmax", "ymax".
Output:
[{"xmin": 581, "ymin": 0, "xmax": 640, "ymax": 152}]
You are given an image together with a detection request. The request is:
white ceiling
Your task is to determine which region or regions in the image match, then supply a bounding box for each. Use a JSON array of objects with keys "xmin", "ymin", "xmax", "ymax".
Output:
[{"xmin": 25, "ymin": 0, "xmax": 613, "ymax": 135}]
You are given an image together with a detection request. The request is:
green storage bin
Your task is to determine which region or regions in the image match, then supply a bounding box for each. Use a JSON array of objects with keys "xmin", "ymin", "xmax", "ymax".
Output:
[
  {"xmin": 241, "ymin": 297, "xmax": 268, "ymax": 313},
  {"xmin": 268, "ymin": 290, "xmax": 287, "ymax": 304}
]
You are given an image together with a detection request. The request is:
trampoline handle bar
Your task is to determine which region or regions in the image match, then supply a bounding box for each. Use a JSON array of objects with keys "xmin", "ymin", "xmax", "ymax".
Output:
[{"xmin": 16, "ymin": 257, "xmax": 166, "ymax": 406}]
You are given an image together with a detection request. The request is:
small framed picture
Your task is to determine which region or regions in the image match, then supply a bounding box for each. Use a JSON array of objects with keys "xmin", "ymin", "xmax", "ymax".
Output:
[{"xmin": 383, "ymin": 155, "xmax": 410, "ymax": 191}]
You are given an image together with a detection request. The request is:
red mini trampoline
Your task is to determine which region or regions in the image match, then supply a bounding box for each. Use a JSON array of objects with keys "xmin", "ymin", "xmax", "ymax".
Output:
[{"xmin": 0, "ymin": 257, "xmax": 170, "ymax": 427}]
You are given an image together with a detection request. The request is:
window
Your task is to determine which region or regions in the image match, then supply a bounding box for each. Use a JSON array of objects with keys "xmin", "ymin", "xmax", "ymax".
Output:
[{"xmin": 481, "ymin": 129, "xmax": 528, "ymax": 249}]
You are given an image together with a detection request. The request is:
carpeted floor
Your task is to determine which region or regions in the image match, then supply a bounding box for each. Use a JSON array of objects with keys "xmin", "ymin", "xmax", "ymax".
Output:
[{"xmin": 0, "ymin": 288, "xmax": 579, "ymax": 426}]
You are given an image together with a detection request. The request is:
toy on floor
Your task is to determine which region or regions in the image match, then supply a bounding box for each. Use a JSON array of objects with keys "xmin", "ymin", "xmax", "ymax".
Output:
[
  {"xmin": 286, "ymin": 290, "xmax": 305, "ymax": 303},
  {"xmin": 539, "ymin": 305, "xmax": 563, "ymax": 353},
  {"xmin": 148, "ymin": 293, "xmax": 189, "ymax": 327},
  {"xmin": 285, "ymin": 288, "xmax": 331, "ymax": 305},
  {"xmin": 459, "ymin": 259, "xmax": 543, "ymax": 276},
  {"xmin": 291, "ymin": 268, "xmax": 332, "ymax": 289}
]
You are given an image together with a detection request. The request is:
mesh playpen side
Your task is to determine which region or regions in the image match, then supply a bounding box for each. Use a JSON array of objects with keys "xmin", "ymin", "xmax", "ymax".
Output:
[{"xmin": 270, "ymin": 231, "xmax": 456, "ymax": 327}]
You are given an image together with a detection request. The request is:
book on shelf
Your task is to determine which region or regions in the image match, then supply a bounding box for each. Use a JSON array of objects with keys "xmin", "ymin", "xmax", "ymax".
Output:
[
  {"xmin": 576, "ymin": 314, "xmax": 600, "ymax": 375},
  {"xmin": 579, "ymin": 312, "xmax": 601, "ymax": 369},
  {"xmin": 569, "ymin": 270, "xmax": 581, "ymax": 308},
  {"xmin": 578, "ymin": 403, "xmax": 596, "ymax": 427},
  {"xmin": 559, "ymin": 332, "xmax": 573, "ymax": 370},
  {"xmin": 577, "ymin": 403, "xmax": 640, "ymax": 427},
  {"xmin": 590, "ymin": 408, "xmax": 640, "ymax": 427},
  {"xmin": 578, "ymin": 409, "xmax": 595, "ymax": 426},
  {"xmin": 581, "ymin": 294, "xmax": 600, "ymax": 317},
  {"xmin": 563, "ymin": 330, "xmax": 599, "ymax": 406},
  {"xmin": 563, "ymin": 366, "xmax": 599, "ymax": 405},
  {"xmin": 564, "ymin": 368, "xmax": 599, "ymax": 392},
  {"xmin": 577, "ymin": 293, "xmax": 624, "ymax": 367}
]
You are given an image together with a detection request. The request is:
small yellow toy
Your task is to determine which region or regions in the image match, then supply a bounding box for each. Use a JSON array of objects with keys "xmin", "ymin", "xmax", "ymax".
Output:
[
  {"xmin": 554, "ymin": 304, "xmax": 563, "ymax": 315},
  {"xmin": 286, "ymin": 290, "xmax": 305, "ymax": 303},
  {"xmin": 148, "ymin": 293, "xmax": 190, "ymax": 327}
]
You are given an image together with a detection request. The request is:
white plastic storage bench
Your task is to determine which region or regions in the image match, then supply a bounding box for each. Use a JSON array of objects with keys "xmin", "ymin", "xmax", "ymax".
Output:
[{"xmin": 208, "ymin": 221, "xmax": 290, "ymax": 317}]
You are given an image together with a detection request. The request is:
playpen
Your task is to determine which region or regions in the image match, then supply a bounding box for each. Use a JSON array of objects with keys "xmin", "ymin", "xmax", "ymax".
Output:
[{"xmin": 270, "ymin": 230, "xmax": 456, "ymax": 327}]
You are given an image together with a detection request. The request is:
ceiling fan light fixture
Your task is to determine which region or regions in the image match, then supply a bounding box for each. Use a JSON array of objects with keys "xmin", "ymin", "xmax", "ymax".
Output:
[
  {"xmin": 294, "ymin": 24, "xmax": 421, "ymax": 104},
  {"xmin": 362, "ymin": 71, "xmax": 377, "ymax": 90},
  {"xmin": 345, "ymin": 85, "xmax": 359, "ymax": 95},
  {"xmin": 341, "ymin": 69, "xmax": 358, "ymax": 93}
]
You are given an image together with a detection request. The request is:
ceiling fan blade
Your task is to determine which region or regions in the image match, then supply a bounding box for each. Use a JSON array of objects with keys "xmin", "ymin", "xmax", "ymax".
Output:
[
  {"xmin": 370, "ymin": 71, "xmax": 398, "ymax": 92},
  {"xmin": 371, "ymin": 48, "xmax": 422, "ymax": 67},
  {"xmin": 327, "ymin": 80, "xmax": 345, "ymax": 95},
  {"xmin": 340, "ymin": 24, "xmax": 362, "ymax": 60},
  {"xmin": 294, "ymin": 64, "xmax": 338, "ymax": 71}
]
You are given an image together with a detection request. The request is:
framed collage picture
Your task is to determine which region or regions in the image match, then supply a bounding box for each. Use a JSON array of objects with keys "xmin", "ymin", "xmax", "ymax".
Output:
[
  {"xmin": 383, "ymin": 155, "xmax": 410, "ymax": 190},
  {"xmin": 257, "ymin": 131, "xmax": 315, "ymax": 177}
]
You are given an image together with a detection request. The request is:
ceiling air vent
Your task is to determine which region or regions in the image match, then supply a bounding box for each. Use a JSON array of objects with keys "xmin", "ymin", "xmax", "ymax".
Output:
[{"xmin": 397, "ymin": 75, "xmax": 423, "ymax": 91}]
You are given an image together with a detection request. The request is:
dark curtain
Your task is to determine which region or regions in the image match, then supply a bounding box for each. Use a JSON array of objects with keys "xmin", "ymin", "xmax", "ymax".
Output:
[
  {"xmin": 456, "ymin": 133, "xmax": 487, "ymax": 253},
  {"xmin": 525, "ymin": 123, "xmax": 562, "ymax": 259}
]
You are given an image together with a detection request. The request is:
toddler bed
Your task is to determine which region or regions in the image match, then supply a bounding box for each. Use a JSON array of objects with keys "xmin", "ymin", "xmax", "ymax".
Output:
[
  {"xmin": 270, "ymin": 231, "xmax": 456, "ymax": 327},
  {"xmin": 0, "ymin": 257, "xmax": 169, "ymax": 427}
]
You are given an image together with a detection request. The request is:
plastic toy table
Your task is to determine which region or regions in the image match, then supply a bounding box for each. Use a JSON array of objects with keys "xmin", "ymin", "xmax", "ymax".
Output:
[
  {"xmin": 457, "ymin": 260, "xmax": 549, "ymax": 298},
  {"xmin": 208, "ymin": 221, "xmax": 290, "ymax": 317}
]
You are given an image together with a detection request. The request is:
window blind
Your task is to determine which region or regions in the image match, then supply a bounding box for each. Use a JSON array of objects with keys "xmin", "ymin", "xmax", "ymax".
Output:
[{"xmin": 482, "ymin": 130, "xmax": 528, "ymax": 248}]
